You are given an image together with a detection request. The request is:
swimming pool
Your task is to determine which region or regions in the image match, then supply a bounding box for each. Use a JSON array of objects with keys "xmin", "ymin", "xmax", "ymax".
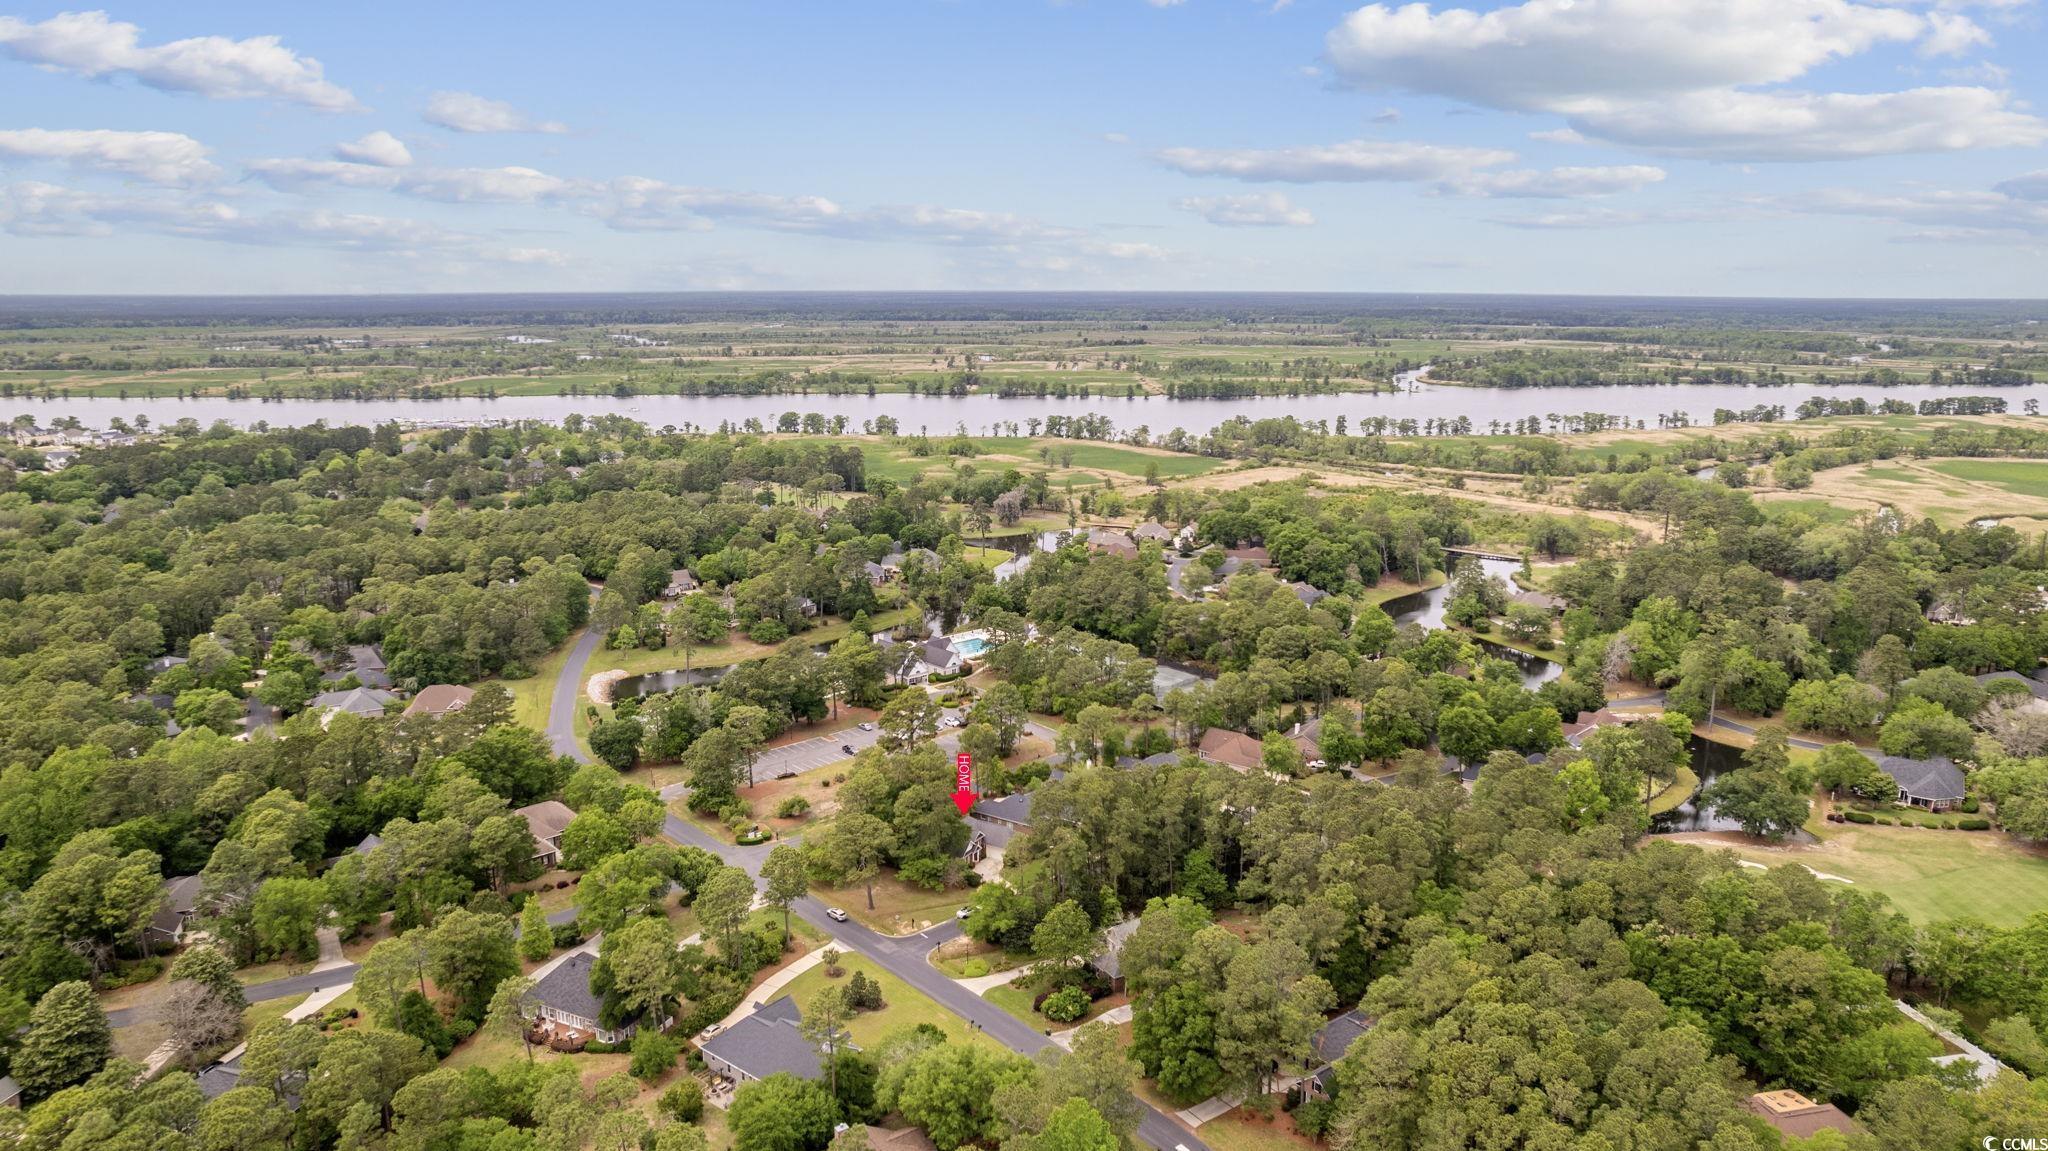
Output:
[{"xmin": 954, "ymin": 635, "xmax": 989, "ymax": 657}]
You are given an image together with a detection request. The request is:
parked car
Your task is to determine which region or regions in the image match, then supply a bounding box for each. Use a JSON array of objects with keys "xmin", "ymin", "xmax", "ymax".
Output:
[
  {"xmin": 857, "ymin": 722, "xmax": 875, "ymax": 731},
  {"xmin": 826, "ymin": 907, "xmax": 849, "ymax": 922},
  {"xmin": 841, "ymin": 744, "xmax": 856, "ymax": 754},
  {"xmin": 956, "ymin": 906, "xmax": 973, "ymax": 920}
]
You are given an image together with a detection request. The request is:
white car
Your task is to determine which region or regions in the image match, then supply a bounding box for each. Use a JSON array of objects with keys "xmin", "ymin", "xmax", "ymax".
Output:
[
  {"xmin": 956, "ymin": 906, "xmax": 973, "ymax": 920},
  {"xmin": 826, "ymin": 907, "xmax": 849, "ymax": 922},
  {"xmin": 857, "ymin": 722, "xmax": 875, "ymax": 732}
]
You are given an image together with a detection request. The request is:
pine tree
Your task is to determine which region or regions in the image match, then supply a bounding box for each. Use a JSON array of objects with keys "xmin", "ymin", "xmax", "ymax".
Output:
[
  {"xmin": 519, "ymin": 896, "xmax": 553, "ymax": 963},
  {"xmin": 14, "ymin": 981, "xmax": 111, "ymax": 1098}
]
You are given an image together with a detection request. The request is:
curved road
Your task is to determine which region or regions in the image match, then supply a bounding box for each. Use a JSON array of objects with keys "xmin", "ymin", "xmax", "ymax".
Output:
[{"xmin": 158, "ymin": 613, "xmax": 1206, "ymax": 1149}]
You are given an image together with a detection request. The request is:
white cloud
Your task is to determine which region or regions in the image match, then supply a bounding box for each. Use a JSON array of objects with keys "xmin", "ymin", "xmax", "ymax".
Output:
[
  {"xmin": 1996, "ymin": 171, "xmax": 2048, "ymax": 201},
  {"xmin": 1529, "ymin": 128, "xmax": 1586, "ymax": 145},
  {"xmin": 248, "ymin": 158, "xmax": 592, "ymax": 203},
  {"xmin": 1177, "ymin": 192, "xmax": 1317, "ymax": 226},
  {"xmin": 333, "ymin": 131, "xmax": 411, "ymax": 168},
  {"xmin": 1369, "ymin": 107, "xmax": 1402, "ymax": 124},
  {"xmin": 0, "ymin": 11, "xmax": 359, "ymax": 111},
  {"xmin": 1321, "ymin": 0, "xmax": 2037, "ymax": 161},
  {"xmin": 1572, "ymin": 86, "xmax": 2048, "ymax": 160},
  {"xmin": 1796, "ymin": 185, "xmax": 2048, "ymax": 237},
  {"xmin": 0, "ymin": 128, "xmax": 216, "ymax": 185},
  {"xmin": 1918, "ymin": 10, "xmax": 1991, "ymax": 56},
  {"xmin": 1155, "ymin": 138, "xmax": 1515, "ymax": 182},
  {"xmin": 1147, "ymin": 0, "xmax": 1188, "ymax": 7},
  {"xmin": 1325, "ymin": 0, "xmax": 1924, "ymax": 112},
  {"xmin": 0, "ymin": 178, "xmax": 564, "ymax": 263},
  {"xmin": 1441, "ymin": 164, "xmax": 1666, "ymax": 198},
  {"xmin": 422, "ymin": 91, "xmax": 568, "ymax": 134}
]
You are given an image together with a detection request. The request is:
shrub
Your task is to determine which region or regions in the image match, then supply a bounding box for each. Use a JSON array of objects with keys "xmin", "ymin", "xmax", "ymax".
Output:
[
  {"xmin": 1295, "ymin": 1098, "xmax": 1338, "ymax": 1140},
  {"xmin": 736, "ymin": 827, "xmax": 772, "ymax": 846},
  {"xmin": 959, "ymin": 958, "xmax": 990, "ymax": 978},
  {"xmin": 1960, "ymin": 818, "xmax": 1993, "ymax": 831},
  {"xmin": 660, "ymin": 1077, "xmax": 706, "ymax": 1122},
  {"xmin": 846, "ymin": 970, "xmax": 884, "ymax": 1011},
  {"xmin": 898, "ymin": 857, "xmax": 947, "ymax": 890},
  {"xmin": 501, "ymin": 661, "xmax": 536, "ymax": 680},
  {"xmin": 747, "ymin": 618, "xmax": 790, "ymax": 644},
  {"xmin": 1041, "ymin": 985, "xmax": 1090, "ymax": 1023},
  {"xmin": 631, "ymin": 1029, "xmax": 681, "ymax": 1082},
  {"xmin": 1963, "ymin": 798, "xmax": 1981, "ymax": 813},
  {"xmin": 1844, "ymin": 810, "xmax": 1876, "ymax": 824},
  {"xmin": 775, "ymin": 795, "xmax": 811, "ymax": 818}
]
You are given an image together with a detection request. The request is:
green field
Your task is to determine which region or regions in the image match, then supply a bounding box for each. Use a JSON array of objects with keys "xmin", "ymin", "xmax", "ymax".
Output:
[
  {"xmin": 1733, "ymin": 825, "xmax": 2048, "ymax": 927},
  {"xmin": 1929, "ymin": 459, "xmax": 2048, "ymax": 499},
  {"xmin": 1758, "ymin": 498, "xmax": 1860, "ymax": 523},
  {"xmin": 778, "ymin": 954, "xmax": 1002, "ymax": 1050}
]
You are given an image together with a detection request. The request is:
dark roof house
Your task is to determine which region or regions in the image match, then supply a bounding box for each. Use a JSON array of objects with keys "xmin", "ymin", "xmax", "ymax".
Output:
[
  {"xmin": 1307, "ymin": 1009, "xmax": 1376, "ymax": 1096},
  {"xmin": 147, "ymin": 874, "xmax": 205, "ymax": 945},
  {"xmin": 528, "ymin": 951, "xmax": 654, "ymax": 1047},
  {"xmin": 404, "ymin": 683, "xmax": 474, "ymax": 718},
  {"xmin": 972, "ymin": 791, "xmax": 1034, "ymax": 828},
  {"xmin": 699, "ymin": 995, "xmax": 826, "ymax": 1083},
  {"xmin": 1878, "ymin": 755, "xmax": 1967, "ymax": 811}
]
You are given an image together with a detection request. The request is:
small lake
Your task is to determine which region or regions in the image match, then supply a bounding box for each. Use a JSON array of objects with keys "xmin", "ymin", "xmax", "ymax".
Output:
[
  {"xmin": 1652, "ymin": 737, "xmax": 1746, "ymax": 833},
  {"xmin": 1380, "ymin": 555, "xmax": 1563, "ymax": 690}
]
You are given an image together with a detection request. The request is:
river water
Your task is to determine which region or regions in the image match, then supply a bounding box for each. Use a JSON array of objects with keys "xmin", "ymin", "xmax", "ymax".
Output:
[{"xmin": 16, "ymin": 377, "xmax": 2048, "ymax": 436}]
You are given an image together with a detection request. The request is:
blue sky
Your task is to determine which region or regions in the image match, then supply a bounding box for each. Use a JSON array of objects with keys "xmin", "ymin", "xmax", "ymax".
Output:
[{"xmin": 0, "ymin": 1, "xmax": 2044, "ymax": 296}]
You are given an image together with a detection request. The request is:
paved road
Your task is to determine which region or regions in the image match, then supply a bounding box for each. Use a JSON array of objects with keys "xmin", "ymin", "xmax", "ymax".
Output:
[{"xmin": 546, "ymin": 624, "xmax": 606, "ymax": 760}]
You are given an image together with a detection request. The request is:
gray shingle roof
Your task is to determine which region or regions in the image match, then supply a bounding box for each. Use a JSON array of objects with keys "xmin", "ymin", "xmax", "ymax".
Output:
[
  {"xmin": 150, "ymin": 874, "xmax": 203, "ymax": 937},
  {"xmin": 1091, "ymin": 918, "xmax": 1142, "ymax": 980},
  {"xmin": 531, "ymin": 952, "xmax": 606, "ymax": 1021},
  {"xmin": 1977, "ymin": 671, "xmax": 2048, "ymax": 701},
  {"xmin": 309, "ymin": 686, "xmax": 398, "ymax": 717},
  {"xmin": 972, "ymin": 791, "xmax": 1033, "ymax": 827},
  {"xmin": 1311, "ymin": 1009, "xmax": 1374, "ymax": 1065},
  {"xmin": 700, "ymin": 995, "xmax": 824, "ymax": 1080},
  {"xmin": 1878, "ymin": 755, "xmax": 1967, "ymax": 802}
]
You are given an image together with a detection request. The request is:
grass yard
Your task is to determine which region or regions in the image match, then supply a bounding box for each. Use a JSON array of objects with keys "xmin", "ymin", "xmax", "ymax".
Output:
[
  {"xmin": 982, "ymin": 974, "xmax": 1127, "ymax": 1031},
  {"xmin": 1198, "ymin": 1106, "xmax": 1322, "ymax": 1151},
  {"xmin": 1734, "ymin": 824, "xmax": 2048, "ymax": 927},
  {"xmin": 810, "ymin": 870, "xmax": 969, "ymax": 935},
  {"xmin": 1361, "ymin": 572, "xmax": 1446, "ymax": 606},
  {"xmin": 776, "ymin": 954, "xmax": 1003, "ymax": 1050},
  {"xmin": 1646, "ymin": 765, "xmax": 1700, "ymax": 817}
]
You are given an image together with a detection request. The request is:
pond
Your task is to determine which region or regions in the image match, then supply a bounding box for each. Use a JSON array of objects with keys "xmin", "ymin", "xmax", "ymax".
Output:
[
  {"xmin": 1651, "ymin": 736, "xmax": 1746, "ymax": 833},
  {"xmin": 1378, "ymin": 556, "xmax": 1563, "ymax": 690}
]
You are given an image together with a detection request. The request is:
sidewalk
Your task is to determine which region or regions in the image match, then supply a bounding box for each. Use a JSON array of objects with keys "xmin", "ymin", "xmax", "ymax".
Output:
[
  {"xmin": 1897, "ymin": 999, "xmax": 2004, "ymax": 1084},
  {"xmin": 956, "ymin": 963, "xmax": 1030, "ymax": 996},
  {"xmin": 711, "ymin": 946, "xmax": 830, "ymax": 1031}
]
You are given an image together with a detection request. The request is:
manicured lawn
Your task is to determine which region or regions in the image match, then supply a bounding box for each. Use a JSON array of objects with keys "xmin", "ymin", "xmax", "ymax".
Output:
[
  {"xmin": 1930, "ymin": 459, "xmax": 2048, "ymax": 500},
  {"xmin": 1758, "ymin": 497, "xmax": 1859, "ymax": 523},
  {"xmin": 777, "ymin": 953, "xmax": 1002, "ymax": 1050},
  {"xmin": 1742, "ymin": 825, "xmax": 2048, "ymax": 927},
  {"xmin": 1361, "ymin": 572, "xmax": 1445, "ymax": 606}
]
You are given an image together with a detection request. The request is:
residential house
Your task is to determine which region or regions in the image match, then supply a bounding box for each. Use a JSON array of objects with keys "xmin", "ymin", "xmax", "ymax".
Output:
[
  {"xmin": 1088, "ymin": 918, "xmax": 1143, "ymax": 992},
  {"xmin": 145, "ymin": 654, "xmax": 189, "ymax": 676},
  {"xmin": 1306, "ymin": 1009, "xmax": 1376, "ymax": 1098},
  {"xmin": 971, "ymin": 791, "xmax": 1033, "ymax": 829},
  {"xmin": 1561, "ymin": 708, "xmax": 1640, "ymax": 748},
  {"xmin": 1744, "ymin": 1091, "xmax": 1858, "ymax": 1141},
  {"xmin": 308, "ymin": 686, "xmax": 399, "ymax": 723},
  {"xmin": 346, "ymin": 644, "xmax": 390, "ymax": 689},
  {"xmin": 862, "ymin": 561, "xmax": 890, "ymax": 586},
  {"xmin": 526, "ymin": 952, "xmax": 659, "ymax": 1048},
  {"xmin": 699, "ymin": 995, "xmax": 826, "ymax": 1083},
  {"xmin": 404, "ymin": 683, "xmax": 475, "ymax": 718},
  {"xmin": 1152, "ymin": 664, "xmax": 1202, "ymax": 698},
  {"xmin": 1878, "ymin": 755, "xmax": 1967, "ymax": 811},
  {"xmin": 1224, "ymin": 544, "xmax": 1270, "ymax": 566},
  {"xmin": 796, "ymin": 596, "xmax": 820, "ymax": 618},
  {"xmin": 664, "ymin": 569, "xmax": 700, "ymax": 598},
  {"xmin": 1288, "ymin": 717, "xmax": 1324, "ymax": 764},
  {"xmin": 146, "ymin": 874, "xmax": 205, "ymax": 948},
  {"xmin": 516, "ymin": 800, "xmax": 579, "ymax": 867},
  {"xmin": 1510, "ymin": 589, "xmax": 1566, "ymax": 614},
  {"xmin": 1085, "ymin": 528, "xmax": 1138, "ymax": 559},
  {"xmin": 1289, "ymin": 581, "xmax": 1328, "ymax": 607},
  {"xmin": 1976, "ymin": 670, "xmax": 2048, "ymax": 703},
  {"xmin": 1132, "ymin": 521, "xmax": 1175, "ymax": 545},
  {"xmin": 900, "ymin": 548, "xmax": 941, "ymax": 575},
  {"xmin": 919, "ymin": 637, "xmax": 962, "ymax": 679},
  {"xmin": 1197, "ymin": 727, "xmax": 1266, "ymax": 773},
  {"xmin": 993, "ymin": 553, "xmax": 1034, "ymax": 583}
]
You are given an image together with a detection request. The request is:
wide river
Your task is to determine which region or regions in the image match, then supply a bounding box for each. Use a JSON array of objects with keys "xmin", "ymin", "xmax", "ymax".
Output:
[{"xmin": 16, "ymin": 377, "xmax": 2048, "ymax": 434}]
